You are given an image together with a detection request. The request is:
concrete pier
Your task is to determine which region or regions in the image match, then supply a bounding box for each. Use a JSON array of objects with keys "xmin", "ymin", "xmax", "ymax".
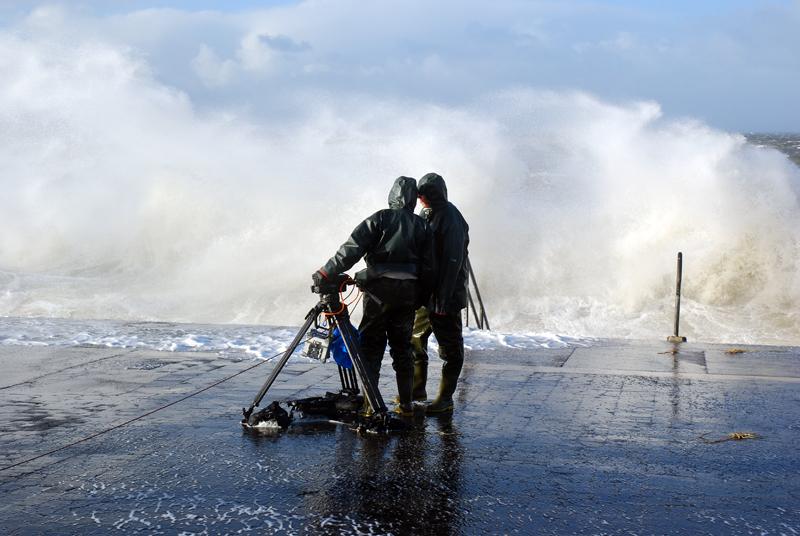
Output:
[{"xmin": 1, "ymin": 339, "xmax": 799, "ymax": 534}]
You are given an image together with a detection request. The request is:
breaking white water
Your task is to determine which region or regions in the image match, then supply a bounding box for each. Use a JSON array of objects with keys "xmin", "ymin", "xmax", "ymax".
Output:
[
  {"xmin": 2, "ymin": 32, "xmax": 800, "ymax": 347},
  {"xmin": 0, "ymin": 317, "xmax": 591, "ymax": 359}
]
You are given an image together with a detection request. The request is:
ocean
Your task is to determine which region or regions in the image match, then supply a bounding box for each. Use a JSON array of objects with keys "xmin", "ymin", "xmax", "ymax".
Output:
[{"xmin": 746, "ymin": 134, "xmax": 800, "ymax": 167}]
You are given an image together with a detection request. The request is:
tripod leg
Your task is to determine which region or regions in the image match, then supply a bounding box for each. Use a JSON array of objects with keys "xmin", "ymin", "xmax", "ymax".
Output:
[
  {"xmin": 348, "ymin": 368, "xmax": 359, "ymax": 393},
  {"xmin": 338, "ymin": 365, "xmax": 358, "ymax": 392},
  {"xmin": 244, "ymin": 306, "xmax": 320, "ymax": 418},
  {"xmin": 334, "ymin": 316, "xmax": 387, "ymax": 414}
]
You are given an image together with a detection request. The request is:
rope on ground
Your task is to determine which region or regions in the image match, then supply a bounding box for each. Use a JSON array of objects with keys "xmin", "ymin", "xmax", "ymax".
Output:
[
  {"xmin": 0, "ymin": 350, "xmax": 284, "ymax": 473},
  {"xmin": 699, "ymin": 432, "xmax": 760, "ymax": 444}
]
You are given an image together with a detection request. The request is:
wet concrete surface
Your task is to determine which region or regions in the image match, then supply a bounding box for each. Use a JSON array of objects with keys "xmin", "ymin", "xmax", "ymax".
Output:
[{"xmin": 1, "ymin": 340, "xmax": 799, "ymax": 535}]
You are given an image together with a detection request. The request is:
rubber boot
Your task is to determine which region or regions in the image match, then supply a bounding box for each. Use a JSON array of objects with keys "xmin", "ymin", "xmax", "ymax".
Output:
[
  {"xmin": 425, "ymin": 396, "xmax": 454, "ymax": 414},
  {"xmin": 411, "ymin": 360, "xmax": 428, "ymax": 402},
  {"xmin": 393, "ymin": 361, "xmax": 428, "ymax": 404},
  {"xmin": 393, "ymin": 368, "xmax": 414, "ymax": 416},
  {"xmin": 425, "ymin": 366, "xmax": 460, "ymax": 414},
  {"xmin": 410, "ymin": 307, "xmax": 431, "ymax": 402}
]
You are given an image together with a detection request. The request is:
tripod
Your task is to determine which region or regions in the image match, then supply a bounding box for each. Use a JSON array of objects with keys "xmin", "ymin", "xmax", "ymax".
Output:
[{"xmin": 242, "ymin": 275, "xmax": 393, "ymax": 432}]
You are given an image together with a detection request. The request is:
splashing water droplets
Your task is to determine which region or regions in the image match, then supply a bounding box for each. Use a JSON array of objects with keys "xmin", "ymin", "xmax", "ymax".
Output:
[{"xmin": 1, "ymin": 36, "xmax": 800, "ymax": 344}]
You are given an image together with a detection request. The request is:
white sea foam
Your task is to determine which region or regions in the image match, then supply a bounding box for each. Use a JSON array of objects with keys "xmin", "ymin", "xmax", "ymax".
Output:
[
  {"xmin": 0, "ymin": 316, "xmax": 587, "ymax": 358},
  {"xmin": 1, "ymin": 30, "xmax": 800, "ymax": 345},
  {"xmin": 0, "ymin": 317, "xmax": 295, "ymax": 359}
]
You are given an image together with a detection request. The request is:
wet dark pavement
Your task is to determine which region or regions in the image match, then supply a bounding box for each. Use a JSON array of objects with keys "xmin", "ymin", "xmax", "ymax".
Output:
[{"xmin": 1, "ymin": 340, "xmax": 799, "ymax": 535}]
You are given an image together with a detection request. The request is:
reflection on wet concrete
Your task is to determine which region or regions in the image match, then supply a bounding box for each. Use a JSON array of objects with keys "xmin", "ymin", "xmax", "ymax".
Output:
[
  {"xmin": 234, "ymin": 412, "xmax": 465, "ymax": 535},
  {"xmin": 292, "ymin": 415, "xmax": 464, "ymax": 535},
  {"xmin": 670, "ymin": 352, "xmax": 681, "ymax": 425},
  {"xmin": 1, "ymin": 341, "xmax": 800, "ymax": 534},
  {"xmin": 0, "ymin": 396, "xmax": 88, "ymax": 435}
]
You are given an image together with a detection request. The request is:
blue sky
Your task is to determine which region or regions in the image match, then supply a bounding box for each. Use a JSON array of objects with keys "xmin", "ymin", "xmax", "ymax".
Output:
[{"xmin": 1, "ymin": 1, "xmax": 798, "ymax": 131}]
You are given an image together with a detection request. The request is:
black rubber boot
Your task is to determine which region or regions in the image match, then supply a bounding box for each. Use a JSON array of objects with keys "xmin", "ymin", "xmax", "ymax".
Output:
[
  {"xmin": 390, "ymin": 361, "xmax": 426, "ymax": 404},
  {"xmin": 395, "ymin": 368, "xmax": 414, "ymax": 408}
]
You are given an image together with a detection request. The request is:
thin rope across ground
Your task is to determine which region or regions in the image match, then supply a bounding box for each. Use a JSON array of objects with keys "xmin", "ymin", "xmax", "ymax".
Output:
[{"xmin": 0, "ymin": 351, "xmax": 283, "ymax": 474}]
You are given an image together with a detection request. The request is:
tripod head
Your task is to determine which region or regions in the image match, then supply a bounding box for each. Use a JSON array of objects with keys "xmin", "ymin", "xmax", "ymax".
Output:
[{"xmin": 311, "ymin": 273, "xmax": 356, "ymax": 305}]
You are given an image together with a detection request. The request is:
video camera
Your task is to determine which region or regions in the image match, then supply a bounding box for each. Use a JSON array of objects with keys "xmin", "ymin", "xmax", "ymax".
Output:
[{"xmin": 311, "ymin": 272, "xmax": 353, "ymax": 295}]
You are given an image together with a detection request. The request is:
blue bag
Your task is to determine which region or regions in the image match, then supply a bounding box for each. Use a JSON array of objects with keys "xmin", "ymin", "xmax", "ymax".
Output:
[{"xmin": 330, "ymin": 326, "xmax": 358, "ymax": 369}]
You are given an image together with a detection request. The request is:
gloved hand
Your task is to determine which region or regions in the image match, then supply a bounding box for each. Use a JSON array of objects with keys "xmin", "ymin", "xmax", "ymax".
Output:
[{"xmin": 311, "ymin": 269, "xmax": 328, "ymax": 286}]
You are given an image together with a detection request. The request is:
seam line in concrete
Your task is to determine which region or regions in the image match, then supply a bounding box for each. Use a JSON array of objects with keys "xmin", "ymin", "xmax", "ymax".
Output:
[
  {"xmin": 470, "ymin": 363, "xmax": 800, "ymax": 383},
  {"xmin": 0, "ymin": 349, "xmax": 137, "ymax": 391}
]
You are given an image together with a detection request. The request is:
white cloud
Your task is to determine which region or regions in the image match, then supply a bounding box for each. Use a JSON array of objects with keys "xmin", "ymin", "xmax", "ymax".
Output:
[
  {"xmin": 236, "ymin": 32, "xmax": 274, "ymax": 72},
  {"xmin": 191, "ymin": 44, "xmax": 235, "ymax": 87},
  {"xmin": 2, "ymin": 1, "xmax": 797, "ymax": 130}
]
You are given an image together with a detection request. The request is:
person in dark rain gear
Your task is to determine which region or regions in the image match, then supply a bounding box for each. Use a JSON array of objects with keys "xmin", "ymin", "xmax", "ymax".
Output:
[
  {"xmin": 313, "ymin": 176, "xmax": 434, "ymax": 415},
  {"xmin": 410, "ymin": 172, "xmax": 470, "ymax": 414}
]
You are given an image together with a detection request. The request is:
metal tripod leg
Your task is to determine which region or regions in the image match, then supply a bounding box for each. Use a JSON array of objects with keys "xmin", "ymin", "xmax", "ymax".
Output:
[
  {"xmin": 243, "ymin": 304, "xmax": 321, "ymax": 420},
  {"xmin": 337, "ymin": 365, "xmax": 359, "ymax": 392},
  {"xmin": 348, "ymin": 368, "xmax": 358, "ymax": 391},
  {"xmin": 332, "ymin": 315, "xmax": 387, "ymax": 414}
]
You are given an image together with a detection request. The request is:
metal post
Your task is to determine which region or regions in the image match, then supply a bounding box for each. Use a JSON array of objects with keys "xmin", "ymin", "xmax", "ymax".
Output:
[
  {"xmin": 466, "ymin": 257, "xmax": 490, "ymax": 331},
  {"xmin": 667, "ymin": 252, "xmax": 687, "ymax": 343},
  {"xmin": 466, "ymin": 288, "xmax": 483, "ymax": 329}
]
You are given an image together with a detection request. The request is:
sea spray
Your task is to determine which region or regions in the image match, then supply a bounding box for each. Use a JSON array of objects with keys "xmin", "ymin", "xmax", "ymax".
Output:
[{"xmin": 1, "ymin": 35, "xmax": 800, "ymax": 344}]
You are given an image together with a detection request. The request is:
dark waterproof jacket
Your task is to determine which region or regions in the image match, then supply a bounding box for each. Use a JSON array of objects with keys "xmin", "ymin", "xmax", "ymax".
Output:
[
  {"xmin": 322, "ymin": 177, "xmax": 434, "ymax": 294},
  {"xmin": 417, "ymin": 173, "xmax": 470, "ymax": 314}
]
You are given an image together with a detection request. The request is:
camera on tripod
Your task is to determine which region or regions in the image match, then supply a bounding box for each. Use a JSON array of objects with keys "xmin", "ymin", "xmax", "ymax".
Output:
[
  {"xmin": 311, "ymin": 272, "xmax": 352, "ymax": 296},
  {"xmin": 243, "ymin": 271, "xmax": 403, "ymax": 434}
]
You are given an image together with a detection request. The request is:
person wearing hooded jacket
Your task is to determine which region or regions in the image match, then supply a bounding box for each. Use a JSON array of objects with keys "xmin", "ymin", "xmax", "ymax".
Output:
[
  {"xmin": 313, "ymin": 176, "xmax": 434, "ymax": 415},
  {"xmin": 411, "ymin": 172, "xmax": 470, "ymax": 414}
]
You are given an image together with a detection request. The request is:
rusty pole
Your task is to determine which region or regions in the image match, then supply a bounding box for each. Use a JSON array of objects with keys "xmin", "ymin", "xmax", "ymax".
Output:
[{"xmin": 667, "ymin": 252, "xmax": 687, "ymax": 343}]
